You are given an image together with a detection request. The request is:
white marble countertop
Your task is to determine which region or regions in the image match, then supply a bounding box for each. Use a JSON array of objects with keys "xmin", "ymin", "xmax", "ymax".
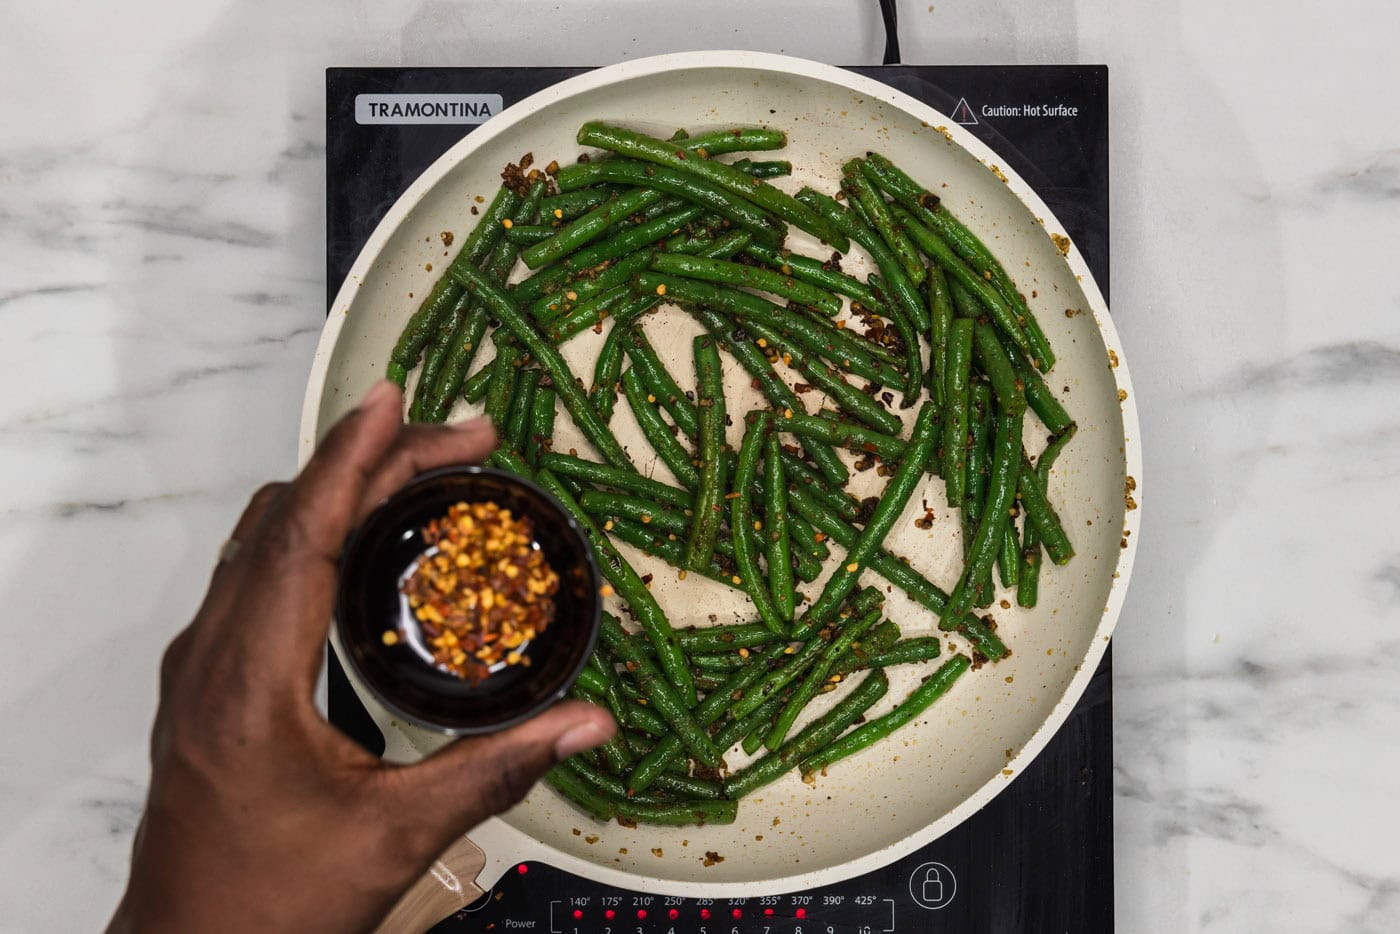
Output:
[{"xmin": 3, "ymin": 2, "xmax": 1397, "ymax": 930}]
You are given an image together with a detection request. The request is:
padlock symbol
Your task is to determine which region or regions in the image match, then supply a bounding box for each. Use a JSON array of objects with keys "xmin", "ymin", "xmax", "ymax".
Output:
[{"xmin": 921, "ymin": 867, "xmax": 944, "ymax": 904}]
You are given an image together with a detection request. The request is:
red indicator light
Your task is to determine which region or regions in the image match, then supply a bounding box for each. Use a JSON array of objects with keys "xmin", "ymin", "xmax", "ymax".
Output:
[
  {"xmin": 669, "ymin": 909, "xmax": 680, "ymax": 920},
  {"xmin": 515, "ymin": 864, "xmax": 528, "ymax": 875},
  {"xmin": 796, "ymin": 907, "xmax": 808, "ymax": 919},
  {"xmin": 636, "ymin": 909, "xmax": 647, "ymax": 920},
  {"xmin": 764, "ymin": 908, "xmax": 775, "ymax": 916},
  {"xmin": 604, "ymin": 909, "xmax": 615, "ymax": 920},
  {"xmin": 572, "ymin": 909, "xmax": 583, "ymax": 920},
  {"xmin": 700, "ymin": 908, "xmax": 711, "ymax": 919},
  {"xmin": 732, "ymin": 908, "xmax": 743, "ymax": 919}
]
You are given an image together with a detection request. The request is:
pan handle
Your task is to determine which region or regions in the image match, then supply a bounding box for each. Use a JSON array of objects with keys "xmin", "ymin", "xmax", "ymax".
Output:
[{"xmin": 375, "ymin": 836, "xmax": 486, "ymax": 934}]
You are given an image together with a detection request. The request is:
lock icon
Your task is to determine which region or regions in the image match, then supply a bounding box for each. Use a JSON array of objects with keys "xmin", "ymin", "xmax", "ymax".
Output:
[
  {"xmin": 922, "ymin": 867, "xmax": 944, "ymax": 904},
  {"xmin": 909, "ymin": 861, "xmax": 956, "ymax": 909}
]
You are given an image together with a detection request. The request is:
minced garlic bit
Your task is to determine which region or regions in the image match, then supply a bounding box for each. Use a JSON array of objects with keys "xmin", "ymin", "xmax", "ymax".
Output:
[
  {"xmin": 655, "ymin": 283, "xmax": 667, "ymax": 296},
  {"xmin": 400, "ymin": 501, "xmax": 558, "ymax": 682},
  {"xmin": 502, "ymin": 218, "xmax": 514, "ymax": 229},
  {"xmin": 553, "ymin": 208, "xmax": 563, "ymax": 219},
  {"xmin": 845, "ymin": 562, "xmax": 859, "ymax": 573}
]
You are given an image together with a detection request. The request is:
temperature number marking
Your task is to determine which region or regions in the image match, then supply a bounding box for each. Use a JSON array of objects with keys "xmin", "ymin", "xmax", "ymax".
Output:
[
  {"xmin": 601, "ymin": 896, "xmax": 622, "ymax": 906},
  {"xmin": 758, "ymin": 896, "xmax": 781, "ymax": 906},
  {"xmin": 791, "ymin": 895, "xmax": 813, "ymax": 905},
  {"xmin": 632, "ymin": 896, "xmax": 654, "ymax": 907},
  {"xmin": 823, "ymin": 895, "xmax": 845, "ymax": 906},
  {"xmin": 854, "ymin": 895, "xmax": 877, "ymax": 905},
  {"xmin": 664, "ymin": 896, "xmax": 685, "ymax": 905},
  {"xmin": 569, "ymin": 896, "xmax": 589, "ymax": 907}
]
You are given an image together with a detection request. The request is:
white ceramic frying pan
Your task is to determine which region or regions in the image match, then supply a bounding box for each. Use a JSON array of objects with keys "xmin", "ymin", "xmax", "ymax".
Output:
[{"xmin": 300, "ymin": 51, "xmax": 1140, "ymax": 911}]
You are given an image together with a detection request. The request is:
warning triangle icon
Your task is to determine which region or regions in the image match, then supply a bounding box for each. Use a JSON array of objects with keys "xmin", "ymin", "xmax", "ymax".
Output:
[{"xmin": 951, "ymin": 97, "xmax": 978, "ymax": 125}]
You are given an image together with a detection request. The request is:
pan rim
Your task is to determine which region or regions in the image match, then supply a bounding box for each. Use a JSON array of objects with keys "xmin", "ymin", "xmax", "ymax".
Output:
[{"xmin": 302, "ymin": 50, "xmax": 1141, "ymax": 896}]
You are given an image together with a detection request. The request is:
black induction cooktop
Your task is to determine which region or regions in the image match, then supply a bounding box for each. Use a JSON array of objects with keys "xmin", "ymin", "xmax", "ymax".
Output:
[{"xmin": 326, "ymin": 63, "xmax": 1111, "ymax": 933}]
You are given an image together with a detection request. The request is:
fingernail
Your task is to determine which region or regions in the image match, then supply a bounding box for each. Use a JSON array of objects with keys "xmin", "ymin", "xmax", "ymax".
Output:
[
  {"xmin": 358, "ymin": 379, "xmax": 399, "ymax": 411},
  {"xmin": 554, "ymin": 721, "xmax": 610, "ymax": 761}
]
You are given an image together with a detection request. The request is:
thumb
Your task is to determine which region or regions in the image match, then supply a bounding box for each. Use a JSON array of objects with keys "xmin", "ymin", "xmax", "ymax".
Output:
[{"xmin": 388, "ymin": 700, "xmax": 615, "ymax": 836}]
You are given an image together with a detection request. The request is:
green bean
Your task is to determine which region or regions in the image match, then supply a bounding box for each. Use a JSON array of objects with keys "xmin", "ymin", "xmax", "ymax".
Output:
[
  {"xmin": 652, "ymin": 773, "xmax": 726, "ymax": 801},
  {"xmin": 864, "ymin": 152, "xmax": 1056, "ymax": 371},
  {"xmin": 483, "ymin": 335, "xmax": 520, "ymax": 430},
  {"xmin": 802, "ymin": 655, "xmax": 970, "ymax": 775},
  {"xmin": 780, "ymin": 413, "xmax": 905, "ymax": 463},
  {"xmin": 386, "ymin": 186, "xmax": 517, "ymax": 385},
  {"xmin": 763, "ymin": 431, "xmax": 795, "ymax": 622},
  {"xmin": 636, "ymin": 270, "xmax": 902, "ymax": 385},
  {"xmin": 964, "ymin": 381, "xmax": 993, "ymax": 601},
  {"xmin": 684, "ymin": 333, "xmax": 727, "ymax": 572},
  {"xmin": 461, "ymin": 363, "xmax": 493, "ymax": 403},
  {"xmin": 736, "ymin": 316, "xmax": 904, "ymax": 435},
  {"xmin": 502, "ymin": 224, "xmax": 556, "ymax": 245},
  {"xmin": 579, "ymin": 492, "xmax": 691, "ymax": 540},
  {"xmin": 766, "ymin": 607, "xmax": 882, "ymax": 749},
  {"xmin": 495, "ymin": 450, "xmax": 696, "ymax": 702},
  {"xmin": 540, "ymin": 186, "xmax": 619, "ymax": 221},
  {"xmin": 563, "ymin": 204, "xmax": 707, "ymax": 273},
  {"xmin": 1012, "ymin": 346, "xmax": 1074, "ymax": 435},
  {"xmin": 525, "ymin": 384, "xmax": 556, "ymax": 466},
  {"xmin": 675, "ymin": 622, "xmax": 781, "ymax": 654},
  {"xmin": 941, "ymin": 318, "xmax": 974, "ymax": 505},
  {"xmin": 792, "ymin": 186, "xmax": 928, "ymax": 334},
  {"xmin": 503, "ymin": 367, "xmax": 539, "ymax": 453},
  {"xmin": 783, "ymin": 464, "xmax": 1007, "ymax": 660},
  {"xmin": 623, "ymin": 329, "xmax": 700, "ymax": 440},
  {"xmin": 1017, "ymin": 425, "xmax": 1076, "ymax": 607},
  {"xmin": 829, "ymin": 621, "xmax": 903, "ymax": 674},
  {"xmin": 724, "ymin": 670, "xmax": 889, "ymax": 798},
  {"xmin": 601, "ymin": 518, "xmax": 742, "ymax": 591},
  {"xmin": 998, "ymin": 521, "xmax": 1021, "ymax": 590},
  {"xmin": 730, "ymin": 632, "xmax": 832, "ymax": 720},
  {"xmin": 538, "ymin": 453, "xmax": 692, "ymax": 508},
  {"xmin": 942, "ymin": 411, "xmax": 1024, "ymax": 631},
  {"xmin": 743, "ymin": 242, "xmax": 883, "ymax": 311},
  {"xmin": 845, "ymin": 160, "xmax": 924, "ymax": 286},
  {"xmin": 673, "ymin": 126, "xmax": 788, "ymax": 156},
  {"xmin": 972, "ymin": 322, "xmax": 1026, "ymax": 416},
  {"xmin": 590, "ymin": 322, "xmax": 629, "ymax": 423},
  {"xmin": 574, "ymin": 665, "xmax": 609, "ymax": 697},
  {"xmin": 781, "ymin": 452, "xmax": 862, "ymax": 522},
  {"xmin": 421, "ymin": 304, "xmax": 490, "ymax": 423},
  {"xmin": 690, "ymin": 653, "xmax": 748, "ymax": 672},
  {"xmin": 927, "ymin": 265, "xmax": 953, "ymax": 406},
  {"xmin": 628, "ymin": 643, "xmax": 787, "ymax": 794},
  {"xmin": 887, "ymin": 203, "xmax": 1037, "ymax": 364},
  {"xmin": 730, "ymin": 412, "xmax": 787, "ymax": 635},
  {"xmin": 408, "ymin": 293, "xmax": 471, "ymax": 422},
  {"xmin": 546, "ymin": 763, "xmax": 737, "ymax": 826},
  {"xmin": 651, "ymin": 252, "xmax": 842, "ymax": 315},
  {"xmin": 692, "ymin": 308, "xmax": 849, "ymax": 486},
  {"xmin": 802, "ymin": 402, "xmax": 937, "ymax": 625},
  {"xmin": 833, "ymin": 635, "xmax": 943, "ymax": 676},
  {"xmin": 1018, "ymin": 452, "xmax": 1074, "ymax": 565},
  {"xmin": 949, "ymin": 277, "xmax": 982, "ymax": 320},
  {"xmin": 554, "ymin": 159, "xmax": 786, "ymax": 245},
  {"xmin": 576, "ymin": 122, "xmax": 848, "ymax": 251},
  {"xmin": 619, "ymin": 368, "xmax": 701, "ymax": 488},
  {"xmin": 864, "ymin": 271, "xmax": 925, "ymax": 403},
  {"xmin": 533, "ymin": 251, "xmax": 652, "ymax": 329},
  {"xmin": 598, "ymin": 614, "xmax": 713, "ymax": 764},
  {"xmin": 520, "ymin": 186, "xmax": 661, "ymax": 270},
  {"xmin": 415, "ymin": 183, "xmax": 542, "ymax": 419},
  {"xmin": 453, "ymin": 265, "xmax": 636, "ymax": 471},
  {"xmin": 730, "ymin": 158, "xmax": 792, "ymax": 178}
]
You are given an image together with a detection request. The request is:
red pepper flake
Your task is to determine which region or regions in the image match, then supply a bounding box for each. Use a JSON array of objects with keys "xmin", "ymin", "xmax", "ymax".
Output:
[{"xmin": 399, "ymin": 501, "xmax": 558, "ymax": 683}]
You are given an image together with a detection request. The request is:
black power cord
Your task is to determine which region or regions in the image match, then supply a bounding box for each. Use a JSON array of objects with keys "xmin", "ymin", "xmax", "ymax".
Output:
[{"xmin": 878, "ymin": 0, "xmax": 901, "ymax": 64}]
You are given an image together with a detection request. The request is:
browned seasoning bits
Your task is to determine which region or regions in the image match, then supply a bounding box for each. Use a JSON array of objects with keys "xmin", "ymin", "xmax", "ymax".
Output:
[{"xmin": 397, "ymin": 501, "xmax": 559, "ymax": 682}]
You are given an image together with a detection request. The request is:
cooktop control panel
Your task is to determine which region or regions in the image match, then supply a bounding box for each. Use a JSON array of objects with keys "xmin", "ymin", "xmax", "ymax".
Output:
[{"xmin": 437, "ymin": 856, "xmax": 962, "ymax": 933}]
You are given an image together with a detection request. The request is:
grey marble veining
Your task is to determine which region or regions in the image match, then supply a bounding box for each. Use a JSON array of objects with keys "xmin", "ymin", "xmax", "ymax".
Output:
[{"xmin": 2, "ymin": 1, "xmax": 1398, "ymax": 931}]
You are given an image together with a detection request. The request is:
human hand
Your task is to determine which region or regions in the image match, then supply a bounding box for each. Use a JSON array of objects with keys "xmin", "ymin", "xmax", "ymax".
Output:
[{"xmin": 108, "ymin": 381, "xmax": 616, "ymax": 932}]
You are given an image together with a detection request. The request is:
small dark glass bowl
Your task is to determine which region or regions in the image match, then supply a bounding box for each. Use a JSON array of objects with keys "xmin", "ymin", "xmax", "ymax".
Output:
[{"xmin": 335, "ymin": 465, "xmax": 601, "ymax": 735}]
